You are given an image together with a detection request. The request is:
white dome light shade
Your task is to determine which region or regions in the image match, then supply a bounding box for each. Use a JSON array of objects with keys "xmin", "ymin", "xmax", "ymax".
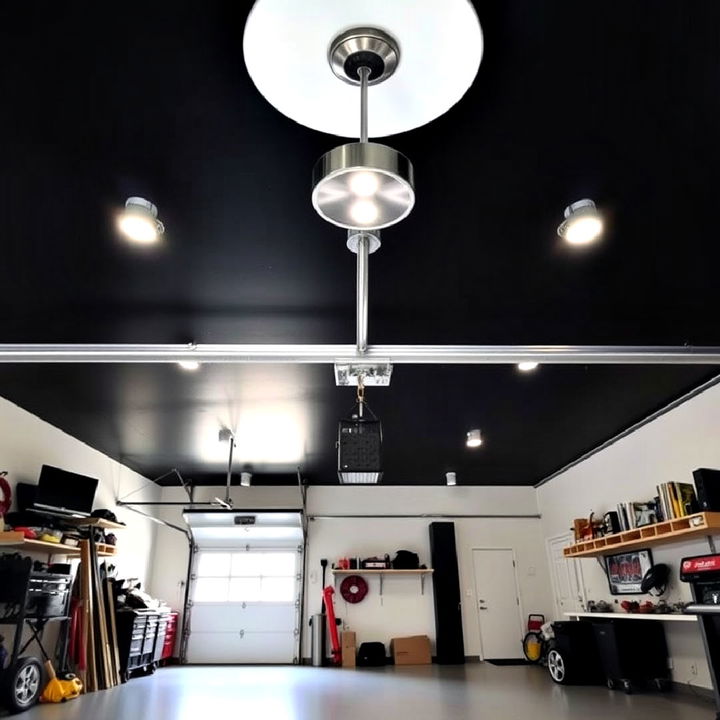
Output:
[
  {"xmin": 518, "ymin": 362, "xmax": 539, "ymax": 372},
  {"xmin": 557, "ymin": 199, "xmax": 603, "ymax": 246},
  {"xmin": 118, "ymin": 197, "xmax": 164, "ymax": 244},
  {"xmin": 466, "ymin": 429, "xmax": 483, "ymax": 448},
  {"xmin": 312, "ymin": 143, "xmax": 414, "ymax": 229},
  {"xmin": 243, "ymin": 0, "xmax": 483, "ymax": 138}
]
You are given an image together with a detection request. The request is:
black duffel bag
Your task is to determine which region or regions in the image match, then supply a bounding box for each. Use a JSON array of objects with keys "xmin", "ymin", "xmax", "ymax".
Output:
[
  {"xmin": 392, "ymin": 550, "xmax": 419, "ymax": 569},
  {"xmin": 357, "ymin": 642, "xmax": 387, "ymax": 667}
]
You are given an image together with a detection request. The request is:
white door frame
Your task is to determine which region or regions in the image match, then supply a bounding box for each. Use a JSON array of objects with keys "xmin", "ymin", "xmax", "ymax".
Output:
[
  {"xmin": 546, "ymin": 533, "xmax": 587, "ymax": 619},
  {"xmin": 471, "ymin": 547, "xmax": 525, "ymax": 661}
]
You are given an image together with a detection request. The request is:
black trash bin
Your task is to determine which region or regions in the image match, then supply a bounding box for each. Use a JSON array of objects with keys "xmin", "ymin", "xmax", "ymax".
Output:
[
  {"xmin": 592, "ymin": 619, "xmax": 671, "ymax": 693},
  {"xmin": 547, "ymin": 621, "xmax": 604, "ymax": 685}
]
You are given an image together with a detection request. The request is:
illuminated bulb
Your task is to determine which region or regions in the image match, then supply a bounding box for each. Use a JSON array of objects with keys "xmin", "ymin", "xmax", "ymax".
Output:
[
  {"xmin": 557, "ymin": 199, "xmax": 602, "ymax": 246},
  {"xmin": 350, "ymin": 199, "xmax": 379, "ymax": 226},
  {"xmin": 466, "ymin": 429, "xmax": 483, "ymax": 448},
  {"xmin": 118, "ymin": 197, "xmax": 164, "ymax": 244},
  {"xmin": 178, "ymin": 360, "xmax": 200, "ymax": 371},
  {"xmin": 565, "ymin": 216, "xmax": 603, "ymax": 245},
  {"xmin": 349, "ymin": 171, "xmax": 380, "ymax": 197},
  {"xmin": 518, "ymin": 362, "xmax": 539, "ymax": 372}
]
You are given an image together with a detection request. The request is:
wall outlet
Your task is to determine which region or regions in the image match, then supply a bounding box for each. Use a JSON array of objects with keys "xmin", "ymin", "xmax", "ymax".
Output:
[{"xmin": 690, "ymin": 663, "xmax": 698, "ymax": 676}]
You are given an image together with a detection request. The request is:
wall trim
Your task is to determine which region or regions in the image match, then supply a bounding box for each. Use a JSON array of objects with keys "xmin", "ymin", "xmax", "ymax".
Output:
[{"xmin": 534, "ymin": 372, "xmax": 720, "ymax": 489}]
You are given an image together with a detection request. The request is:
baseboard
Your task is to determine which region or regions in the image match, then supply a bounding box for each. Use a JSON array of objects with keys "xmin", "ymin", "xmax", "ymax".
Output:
[{"xmin": 671, "ymin": 681, "xmax": 714, "ymax": 701}]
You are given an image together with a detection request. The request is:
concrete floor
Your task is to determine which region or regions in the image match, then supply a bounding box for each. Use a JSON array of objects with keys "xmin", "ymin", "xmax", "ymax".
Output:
[{"xmin": 17, "ymin": 664, "xmax": 715, "ymax": 720}]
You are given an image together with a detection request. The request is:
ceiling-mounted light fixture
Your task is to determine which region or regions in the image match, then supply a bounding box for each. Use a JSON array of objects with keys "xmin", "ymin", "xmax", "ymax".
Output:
[
  {"xmin": 311, "ymin": 28, "xmax": 414, "ymax": 230},
  {"xmin": 466, "ymin": 429, "xmax": 483, "ymax": 448},
  {"xmin": 117, "ymin": 197, "xmax": 165, "ymax": 244},
  {"xmin": 557, "ymin": 199, "xmax": 603, "ymax": 246},
  {"xmin": 517, "ymin": 362, "xmax": 539, "ymax": 372},
  {"xmin": 240, "ymin": 472, "xmax": 252, "ymax": 488},
  {"xmin": 446, "ymin": 471, "xmax": 457, "ymax": 487},
  {"xmin": 178, "ymin": 360, "xmax": 200, "ymax": 371},
  {"xmin": 338, "ymin": 382, "xmax": 382, "ymax": 484}
]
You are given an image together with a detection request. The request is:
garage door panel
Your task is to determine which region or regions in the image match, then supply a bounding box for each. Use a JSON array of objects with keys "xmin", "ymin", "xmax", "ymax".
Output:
[
  {"xmin": 187, "ymin": 631, "xmax": 296, "ymax": 664},
  {"xmin": 191, "ymin": 603, "xmax": 296, "ymax": 633}
]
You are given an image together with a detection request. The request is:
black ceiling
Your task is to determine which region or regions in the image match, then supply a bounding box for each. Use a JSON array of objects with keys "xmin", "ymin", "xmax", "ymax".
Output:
[{"xmin": 0, "ymin": 2, "xmax": 718, "ymax": 486}]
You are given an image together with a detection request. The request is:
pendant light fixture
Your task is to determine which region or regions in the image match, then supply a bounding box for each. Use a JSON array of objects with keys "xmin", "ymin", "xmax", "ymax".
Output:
[
  {"xmin": 311, "ymin": 28, "xmax": 414, "ymax": 230},
  {"xmin": 117, "ymin": 197, "xmax": 164, "ymax": 244}
]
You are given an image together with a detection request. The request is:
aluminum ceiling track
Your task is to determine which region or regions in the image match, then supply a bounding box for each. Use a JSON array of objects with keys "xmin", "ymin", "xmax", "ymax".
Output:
[{"xmin": 0, "ymin": 344, "xmax": 719, "ymax": 364}]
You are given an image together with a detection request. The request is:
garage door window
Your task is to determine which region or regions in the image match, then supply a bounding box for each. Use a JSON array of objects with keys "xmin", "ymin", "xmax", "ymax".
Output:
[{"xmin": 194, "ymin": 551, "xmax": 296, "ymax": 603}]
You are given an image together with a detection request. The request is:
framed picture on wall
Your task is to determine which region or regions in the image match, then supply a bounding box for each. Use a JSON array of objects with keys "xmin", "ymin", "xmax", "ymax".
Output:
[{"xmin": 605, "ymin": 549, "xmax": 653, "ymax": 595}]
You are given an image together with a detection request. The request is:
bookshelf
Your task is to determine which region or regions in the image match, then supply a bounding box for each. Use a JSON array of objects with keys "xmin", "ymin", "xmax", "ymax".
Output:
[{"xmin": 563, "ymin": 512, "xmax": 720, "ymax": 558}]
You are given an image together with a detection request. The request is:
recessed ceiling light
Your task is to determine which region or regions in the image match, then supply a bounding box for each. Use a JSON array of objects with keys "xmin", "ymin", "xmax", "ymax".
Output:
[
  {"xmin": 446, "ymin": 471, "xmax": 457, "ymax": 486},
  {"xmin": 557, "ymin": 199, "xmax": 603, "ymax": 245},
  {"xmin": 466, "ymin": 429, "xmax": 483, "ymax": 448},
  {"xmin": 117, "ymin": 197, "xmax": 165, "ymax": 244},
  {"xmin": 518, "ymin": 362, "xmax": 539, "ymax": 372},
  {"xmin": 177, "ymin": 360, "xmax": 200, "ymax": 371}
]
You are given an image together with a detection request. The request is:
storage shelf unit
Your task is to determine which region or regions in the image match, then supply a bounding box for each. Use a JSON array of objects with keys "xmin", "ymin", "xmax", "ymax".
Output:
[
  {"xmin": 331, "ymin": 568, "xmax": 434, "ymax": 595},
  {"xmin": 63, "ymin": 517, "xmax": 126, "ymax": 531},
  {"xmin": 563, "ymin": 512, "xmax": 720, "ymax": 558},
  {"xmin": 565, "ymin": 611, "xmax": 696, "ymax": 623},
  {"xmin": 0, "ymin": 531, "xmax": 117, "ymax": 557}
]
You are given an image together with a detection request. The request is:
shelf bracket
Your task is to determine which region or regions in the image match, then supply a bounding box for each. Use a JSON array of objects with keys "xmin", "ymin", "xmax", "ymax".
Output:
[
  {"xmin": 379, "ymin": 573, "xmax": 383, "ymax": 596},
  {"xmin": 708, "ymin": 535, "xmax": 717, "ymax": 554}
]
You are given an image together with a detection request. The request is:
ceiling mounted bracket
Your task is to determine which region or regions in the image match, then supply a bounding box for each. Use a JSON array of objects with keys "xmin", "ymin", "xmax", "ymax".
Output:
[
  {"xmin": 334, "ymin": 361, "xmax": 393, "ymax": 387},
  {"xmin": 347, "ymin": 230, "xmax": 381, "ymax": 254},
  {"xmin": 329, "ymin": 27, "xmax": 400, "ymax": 86}
]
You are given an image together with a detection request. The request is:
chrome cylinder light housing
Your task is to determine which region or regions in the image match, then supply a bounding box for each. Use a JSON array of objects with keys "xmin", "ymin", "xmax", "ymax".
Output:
[{"xmin": 312, "ymin": 142, "xmax": 415, "ymax": 230}]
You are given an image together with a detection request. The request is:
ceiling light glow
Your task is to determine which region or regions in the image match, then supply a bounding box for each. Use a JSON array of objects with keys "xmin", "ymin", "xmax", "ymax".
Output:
[
  {"xmin": 349, "ymin": 171, "xmax": 380, "ymax": 197},
  {"xmin": 350, "ymin": 199, "xmax": 380, "ymax": 226},
  {"xmin": 178, "ymin": 360, "xmax": 200, "ymax": 371},
  {"xmin": 557, "ymin": 199, "xmax": 603, "ymax": 245},
  {"xmin": 518, "ymin": 362, "xmax": 539, "ymax": 372},
  {"xmin": 466, "ymin": 429, "xmax": 483, "ymax": 448},
  {"xmin": 117, "ymin": 197, "xmax": 164, "ymax": 244}
]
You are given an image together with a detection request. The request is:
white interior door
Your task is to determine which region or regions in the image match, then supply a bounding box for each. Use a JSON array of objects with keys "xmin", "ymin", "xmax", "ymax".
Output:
[
  {"xmin": 187, "ymin": 548, "xmax": 300, "ymax": 664},
  {"xmin": 546, "ymin": 533, "xmax": 586, "ymax": 618},
  {"xmin": 472, "ymin": 548, "xmax": 524, "ymax": 660}
]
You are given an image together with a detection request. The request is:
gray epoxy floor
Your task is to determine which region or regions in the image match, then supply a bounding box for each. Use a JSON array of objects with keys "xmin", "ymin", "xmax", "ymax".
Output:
[{"xmin": 15, "ymin": 664, "xmax": 715, "ymax": 720}]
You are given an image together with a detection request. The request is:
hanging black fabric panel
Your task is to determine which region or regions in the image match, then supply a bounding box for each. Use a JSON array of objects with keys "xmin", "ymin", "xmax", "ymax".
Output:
[{"xmin": 429, "ymin": 522, "xmax": 465, "ymax": 664}]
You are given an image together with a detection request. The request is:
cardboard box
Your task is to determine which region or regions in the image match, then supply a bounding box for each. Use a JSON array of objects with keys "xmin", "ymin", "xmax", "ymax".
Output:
[
  {"xmin": 341, "ymin": 631, "xmax": 356, "ymax": 667},
  {"xmin": 390, "ymin": 635, "xmax": 432, "ymax": 665}
]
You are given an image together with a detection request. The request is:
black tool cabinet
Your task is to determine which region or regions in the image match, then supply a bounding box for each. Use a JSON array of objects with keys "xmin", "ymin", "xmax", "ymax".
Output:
[{"xmin": 115, "ymin": 609, "xmax": 170, "ymax": 682}]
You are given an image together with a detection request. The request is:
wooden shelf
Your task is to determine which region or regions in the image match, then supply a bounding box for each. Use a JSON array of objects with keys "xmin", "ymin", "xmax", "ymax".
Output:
[
  {"xmin": 331, "ymin": 568, "xmax": 433, "ymax": 596},
  {"xmin": 62, "ymin": 517, "xmax": 126, "ymax": 531},
  {"xmin": 0, "ymin": 532, "xmax": 117, "ymax": 557},
  {"xmin": 331, "ymin": 569, "xmax": 434, "ymax": 575},
  {"xmin": 563, "ymin": 512, "xmax": 720, "ymax": 558}
]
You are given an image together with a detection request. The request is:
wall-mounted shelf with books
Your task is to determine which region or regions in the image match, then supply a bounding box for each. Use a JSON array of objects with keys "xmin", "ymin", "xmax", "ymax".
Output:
[{"xmin": 563, "ymin": 512, "xmax": 720, "ymax": 558}]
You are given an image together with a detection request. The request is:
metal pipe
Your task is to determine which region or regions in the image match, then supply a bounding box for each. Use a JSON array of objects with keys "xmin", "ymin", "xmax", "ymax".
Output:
[
  {"xmin": 225, "ymin": 436, "xmax": 235, "ymax": 506},
  {"xmin": 309, "ymin": 513, "xmax": 541, "ymax": 520},
  {"xmin": 1, "ymin": 343, "xmax": 720, "ymax": 364},
  {"xmin": 359, "ymin": 66, "xmax": 370, "ymax": 143},
  {"xmin": 356, "ymin": 234, "xmax": 369, "ymax": 353}
]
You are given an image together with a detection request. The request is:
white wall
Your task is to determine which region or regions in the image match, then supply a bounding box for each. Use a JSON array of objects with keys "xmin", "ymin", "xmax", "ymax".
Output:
[
  {"xmin": 149, "ymin": 484, "xmax": 554, "ymax": 661},
  {"xmin": 537, "ymin": 380, "xmax": 720, "ymax": 690},
  {"xmin": 0, "ymin": 394, "xmax": 159, "ymax": 584}
]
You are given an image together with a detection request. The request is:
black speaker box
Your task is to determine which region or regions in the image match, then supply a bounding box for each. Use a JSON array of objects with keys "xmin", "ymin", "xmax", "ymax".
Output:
[
  {"xmin": 693, "ymin": 468, "xmax": 720, "ymax": 512},
  {"xmin": 429, "ymin": 522, "xmax": 465, "ymax": 664}
]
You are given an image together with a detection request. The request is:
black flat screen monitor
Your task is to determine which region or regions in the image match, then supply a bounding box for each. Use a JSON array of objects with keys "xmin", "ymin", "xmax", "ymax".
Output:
[{"xmin": 33, "ymin": 464, "xmax": 99, "ymax": 517}]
